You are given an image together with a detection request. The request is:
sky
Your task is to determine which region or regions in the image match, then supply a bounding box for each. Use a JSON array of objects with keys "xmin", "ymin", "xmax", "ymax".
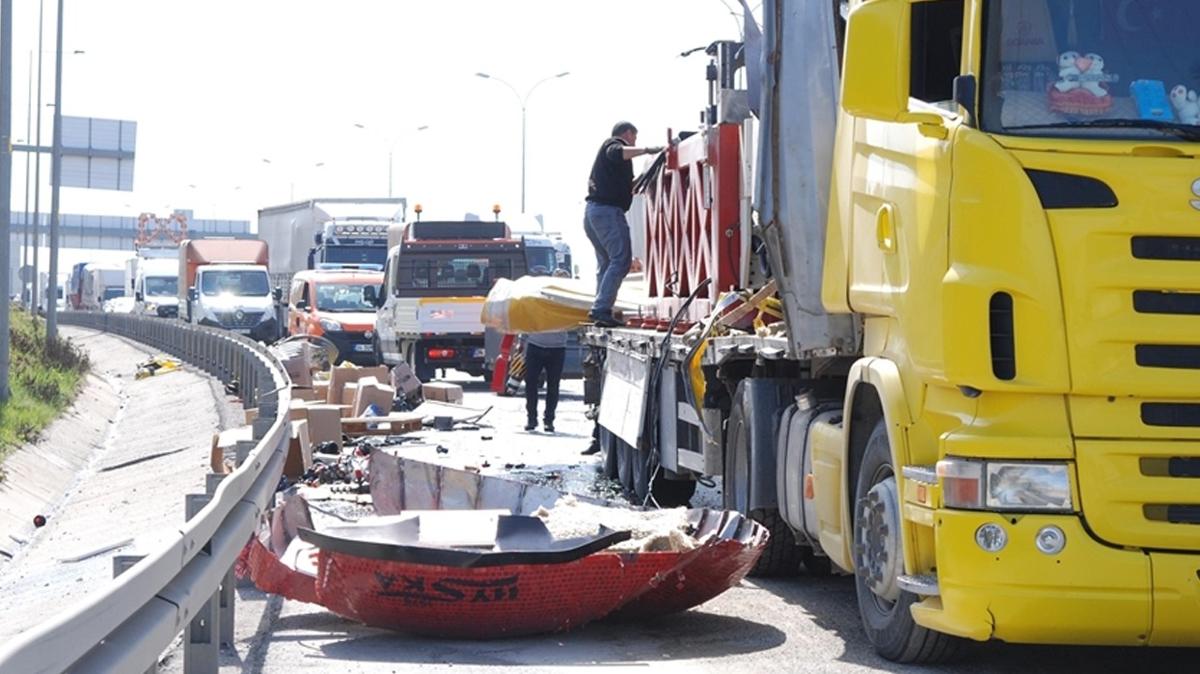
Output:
[{"xmin": 5, "ymin": 0, "xmax": 751, "ymax": 279}]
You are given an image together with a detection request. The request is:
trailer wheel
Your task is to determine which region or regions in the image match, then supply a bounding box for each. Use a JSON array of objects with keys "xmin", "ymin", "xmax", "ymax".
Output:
[
  {"xmin": 724, "ymin": 393, "xmax": 800, "ymax": 576},
  {"xmin": 853, "ymin": 420, "xmax": 960, "ymax": 663}
]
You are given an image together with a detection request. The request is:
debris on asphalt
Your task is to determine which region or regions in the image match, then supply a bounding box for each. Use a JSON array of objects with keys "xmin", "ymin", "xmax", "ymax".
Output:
[
  {"xmin": 134, "ymin": 355, "xmax": 182, "ymax": 380},
  {"xmin": 33, "ymin": 515, "xmax": 47, "ymax": 528},
  {"xmin": 534, "ymin": 495, "xmax": 698, "ymax": 553}
]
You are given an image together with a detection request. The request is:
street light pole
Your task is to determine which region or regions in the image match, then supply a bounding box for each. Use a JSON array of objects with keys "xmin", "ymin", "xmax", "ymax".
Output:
[
  {"xmin": 46, "ymin": 0, "xmax": 63, "ymax": 341},
  {"xmin": 355, "ymin": 123, "xmax": 429, "ymax": 198},
  {"xmin": 21, "ymin": 51, "xmax": 32, "ymax": 306},
  {"xmin": 1, "ymin": 0, "xmax": 13, "ymax": 401},
  {"xmin": 30, "ymin": 0, "xmax": 44, "ymax": 317},
  {"xmin": 475, "ymin": 71, "xmax": 570, "ymax": 215}
]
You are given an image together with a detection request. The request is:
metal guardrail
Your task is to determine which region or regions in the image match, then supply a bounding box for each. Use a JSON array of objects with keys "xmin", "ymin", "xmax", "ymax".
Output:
[{"xmin": 0, "ymin": 312, "xmax": 293, "ymax": 674}]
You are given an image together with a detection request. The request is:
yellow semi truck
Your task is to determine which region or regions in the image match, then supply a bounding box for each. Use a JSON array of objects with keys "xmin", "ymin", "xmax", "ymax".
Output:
[{"xmin": 584, "ymin": 0, "xmax": 1200, "ymax": 662}]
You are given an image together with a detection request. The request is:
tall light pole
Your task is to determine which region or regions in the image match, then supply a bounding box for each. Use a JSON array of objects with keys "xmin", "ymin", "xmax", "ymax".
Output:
[
  {"xmin": 262, "ymin": 157, "xmax": 324, "ymax": 202},
  {"xmin": 1, "ymin": 0, "xmax": 13, "ymax": 401},
  {"xmin": 475, "ymin": 71, "xmax": 570, "ymax": 215},
  {"xmin": 30, "ymin": 0, "xmax": 44, "ymax": 317},
  {"xmin": 21, "ymin": 51, "xmax": 31, "ymax": 306},
  {"xmin": 353, "ymin": 123, "xmax": 429, "ymax": 198},
  {"xmin": 45, "ymin": 0, "xmax": 64, "ymax": 341}
]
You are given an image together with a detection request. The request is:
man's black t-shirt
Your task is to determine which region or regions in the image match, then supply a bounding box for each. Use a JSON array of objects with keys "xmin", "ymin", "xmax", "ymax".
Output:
[{"xmin": 586, "ymin": 137, "xmax": 633, "ymax": 211}]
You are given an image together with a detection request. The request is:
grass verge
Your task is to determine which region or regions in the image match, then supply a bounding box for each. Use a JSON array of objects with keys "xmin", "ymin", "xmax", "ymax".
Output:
[{"xmin": 0, "ymin": 310, "xmax": 91, "ymax": 472}]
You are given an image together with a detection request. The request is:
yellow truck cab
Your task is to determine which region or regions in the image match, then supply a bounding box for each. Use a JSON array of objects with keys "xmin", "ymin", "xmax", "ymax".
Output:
[
  {"xmin": 582, "ymin": 0, "xmax": 1199, "ymax": 662},
  {"xmin": 819, "ymin": 0, "xmax": 1200, "ymax": 656}
]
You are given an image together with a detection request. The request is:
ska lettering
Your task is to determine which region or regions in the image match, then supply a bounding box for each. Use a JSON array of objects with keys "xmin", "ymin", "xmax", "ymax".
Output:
[{"xmin": 374, "ymin": 571, "xmax": 520, "ymax": 606}]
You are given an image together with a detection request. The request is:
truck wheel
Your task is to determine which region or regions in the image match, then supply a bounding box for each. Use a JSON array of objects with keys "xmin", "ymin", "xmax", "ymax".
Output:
[
  {"xmin": 724, "ymin": 393, "xmax": 800, "ymax": 577},
  {"xmin": 651, "ymin": 472, "xmax": 697, "ymax": 508},
  {"xmin": 372, "ymin": 336, "xmax": 385, "ymax": 367},
  {"xmin": 853, "ymin": 420, "xmax": 960, "ymax": 663}
]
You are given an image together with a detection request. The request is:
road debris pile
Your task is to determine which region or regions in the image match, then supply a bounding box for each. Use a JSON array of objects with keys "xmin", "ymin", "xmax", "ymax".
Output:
[
  {"xmin": 534, "ymin": 495, "xmax": 696, "ymax": 552},
  {"xmin": 241, "ymin": 458, "xmax": 768, "ymax": 638}
]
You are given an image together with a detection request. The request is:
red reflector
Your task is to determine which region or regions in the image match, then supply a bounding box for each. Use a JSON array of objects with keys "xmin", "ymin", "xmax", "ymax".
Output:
[{"xmin": 427, "ymin": 348, "xmax": 456, "ymax": 360}]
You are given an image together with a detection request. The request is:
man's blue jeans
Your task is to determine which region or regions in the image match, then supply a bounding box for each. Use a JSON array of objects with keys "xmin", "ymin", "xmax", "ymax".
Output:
[{"xmin": 583, "ymin": 202, "xmax": 631, "ymax": 319}]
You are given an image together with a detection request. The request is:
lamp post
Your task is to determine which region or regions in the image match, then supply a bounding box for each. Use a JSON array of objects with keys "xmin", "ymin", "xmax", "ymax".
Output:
[
  {"xmin": 261, "ymin": 158, "xmax": 324, "ymax": 201},
  {"xmin": 45, "ymin": 0, "xmax": 64, "ymax": 341},
  {"xmin": 353, "ymin": 123, "xmax": 429, "ymax": 198},
  {"xmin": 474, "ymin": 70, "xmax": 570, "ymax": 215}
]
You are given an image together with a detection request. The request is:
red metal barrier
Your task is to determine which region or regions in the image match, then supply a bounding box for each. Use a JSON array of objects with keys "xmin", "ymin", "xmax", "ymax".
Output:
[{"xmin": 643, "ymin": 124, "xmax": 743, "ymax": 308}]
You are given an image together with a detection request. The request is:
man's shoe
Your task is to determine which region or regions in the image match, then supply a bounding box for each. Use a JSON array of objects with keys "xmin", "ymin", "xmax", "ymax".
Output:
[
  {"xmin": 580, "ymin": 441, "xmax": 601, "ymax": 456},
  {"xmin": 544, "ymin": 422, "xmax": 555, "ymax": 434},
  {"xmin": 524, "ymin": 420, "xmax": 537, "ymax": 432},
  {"xmin": 592, "ymin": 315, "xmax": 625, "ymax": 328}
]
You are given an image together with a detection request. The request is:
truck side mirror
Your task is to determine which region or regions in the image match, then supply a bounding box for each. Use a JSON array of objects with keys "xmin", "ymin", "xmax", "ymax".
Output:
[
  {"xmin": 295, "ymin": 299, "xmax": 309, "ymax": 311},
  {"xmin": 841, "ymin": 0, "xmax": 945, "ymax": 134},
  {"xmin": 135, "ymin": 291, "xmax": 144, "ymax": 302},
  {"xmin": 188, "ymin": 287, "xmax": 198, "ymax": 301},
  {"xmin": 273, "ymin": 286, "xmax": 283, "ymax": 302}
]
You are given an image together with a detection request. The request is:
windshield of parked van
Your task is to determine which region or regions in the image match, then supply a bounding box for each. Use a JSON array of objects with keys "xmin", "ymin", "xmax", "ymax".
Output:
[
  {"xmin": 200, "ymin": 270, "xmax": 270, "ymax": 297},
  {"xmin": 102, "ymin": 288, "xmax": 124, "ymax": 301},
  {"xmin": 315, "ymin": 283, "xmax": 376, "ymax": 312},
  {"xmin": 982, "ymin": 0, "xmax": 1200, "ymax": 140},
  {"xmin": 145, "ymin": 276, "xmax": 177, "ymax": 296}
]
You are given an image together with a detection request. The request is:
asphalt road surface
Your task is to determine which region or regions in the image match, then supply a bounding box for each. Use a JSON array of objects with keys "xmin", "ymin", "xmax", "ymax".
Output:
[{"xmin": 190, "ymin": 372, "xmax": 1192, "ymax": 674}]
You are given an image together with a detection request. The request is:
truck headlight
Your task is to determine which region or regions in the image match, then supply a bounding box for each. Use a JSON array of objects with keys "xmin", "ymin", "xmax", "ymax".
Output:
[
  {"xmin": 319, "ymin": 318, "xmax": 342, "ymax": 331},
  {"xmin": 936, "ymin": 458, "xmax": 1072, "ymax": 513}
]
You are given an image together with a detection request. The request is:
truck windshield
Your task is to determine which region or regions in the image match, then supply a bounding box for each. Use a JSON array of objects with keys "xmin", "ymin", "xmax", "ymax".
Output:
[
  {"xmin": 324, "ymin": 245, "xmax": 387, "ymax": 269},
  {"xmin": 145, "ymin": 276, "xmax": 177, "ymax": 296},
  {"xmin": 102, "ymin": 288, "xmax": 124, "ymax": 301},
  {"xmin": 200, "ymin": 270, "xmax": 270, "ymax": 297},
  {"xmin": 315, "ymin": 283, "xmax": 376, "ymax": 312},
  {"xmin": 525, "ymin": 247, "xmax": 558, "ymax": 275},
  {"xmin": 397, "ymin": 252, "xmax": 523, "ymax": 296},
  {"xmin": 981, "ymin": 0, "xmax": 1200, "ymax": 141}
]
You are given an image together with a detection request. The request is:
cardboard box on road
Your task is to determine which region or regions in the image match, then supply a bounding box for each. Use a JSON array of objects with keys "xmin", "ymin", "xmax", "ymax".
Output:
[
  {"xmin": 305, "ymin": 404, "xmax": 343, "ymax": 450},
  {"xmin": 327, "ymin": 365, "xmax": 388, "ymax": 405},
  {"xmin": 353, "ymin": 376, "xmax": 396, "ymax": 417},
  {"xmin": 291, "ymin": 387, "xmax": 323, "ymax": 402},
  {"xmin": 210, "ymin": 425, "xmax": 254, "ymax": 473},
  {"xmin": 284, "ymin": 419, "xmax": 313, "ymax": 478},
  {"xmin": 422, "ymin": 382, "xmax": 463, "ymax": 404},
  {"xmin": 341, "ymin": 382, "xmax": 359, "ymax": 407},
  {"xmin": 391, "ymin": 362, "xmax": 422, "ymax": 398}
]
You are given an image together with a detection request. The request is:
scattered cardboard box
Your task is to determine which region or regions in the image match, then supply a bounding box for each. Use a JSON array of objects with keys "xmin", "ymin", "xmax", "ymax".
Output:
[
  {"xmin": 289, "ymin": 398, "xmax": 315, "ymax": 421},
  {"xmin": 210, "ymin": 425, "xmax": 254, "ymax": 473},
  {"xmin": 284, "ymin": 419, "xmax": 313, "ymax": 478},
  {"xmin": 391, "ymin": 362, "xmax": 422, "ymax": 398},
  {"xmin": 244, "ymin": 408, "xmax": 259, "ymax": 425},
  {"xmin": 291, "ymin": 387, "xmax": 323, "ymax": 402},
  {"xmin": 353, "ymin": 376, "xmax": 396, "ymax": 417},
  {"xmin": 327, "ymin": 365, "xmax": 388, "ymax": 405},
  {"xmin": 341, "ymin": 382, "xmax": 360, "ymax": 407},
  {"xmin": 304, "ymin": 404, "xmax": 343, "ymax": 450},
  {"xmin": 313, "ymin": 381, "xmax": 330, "ymax": 401},
  {"xmin": 422, "ymin": 382, "xmax": 464, "ymax": 405}
]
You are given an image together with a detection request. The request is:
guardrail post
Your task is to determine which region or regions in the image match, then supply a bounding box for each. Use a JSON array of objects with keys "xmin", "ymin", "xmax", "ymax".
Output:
[
  {"xmin": 113, "ymin": 555, "xmax": 155, "ymax": 674},
  {"xmin": 184, "ymin": 494, "xmax": 219, "ymax": 673},
  {"xmin": 203, "ymin": 473, "xmax": 237, "ymax": 648}
]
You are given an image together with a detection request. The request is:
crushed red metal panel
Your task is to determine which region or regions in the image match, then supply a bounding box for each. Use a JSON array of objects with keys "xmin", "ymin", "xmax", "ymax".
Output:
[
  {"xmin": 642, "ymin": 124, "xmax": 743, "ymax": 314},
  {"xmin": 242, "ymin": 459, "xmax": 769, "ymax": 638},
  {"xmin": 244, "ymin": 537, "xmax": 320, "ymax": 606}
]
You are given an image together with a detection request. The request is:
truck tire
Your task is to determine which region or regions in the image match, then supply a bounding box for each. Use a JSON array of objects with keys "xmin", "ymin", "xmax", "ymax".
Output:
[
  {"xmin": 853, "ymin": 420, "xmax": 960, "ymax": 663},
  {"xmin": 724, "ymin": 393, "xmax": 800, "ymax": 577},
  {"xmin": 372, "ymin": 336, "xmax": 385, "ymax": 367},
  {"xmin": 651, "ymin": 472, "xmax": 697, "ymax": 508}
]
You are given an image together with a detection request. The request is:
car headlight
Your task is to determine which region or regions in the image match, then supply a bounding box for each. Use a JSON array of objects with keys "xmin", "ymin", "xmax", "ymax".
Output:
[
  {"xmin": 936, "ymin": 458, "xmax": 1073, "ymax": 512},
  {"xmin": 146, "ymin": 303, "xmax": 158, "ymax": 313},
  {"xmin": 319, "ymin": 318, "xmax": 342, "ymax": 331}
]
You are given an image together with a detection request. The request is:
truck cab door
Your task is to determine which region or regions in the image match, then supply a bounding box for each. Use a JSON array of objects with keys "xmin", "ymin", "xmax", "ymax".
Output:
[{"xmin": 844, "ymin": 0, "xmax": 962, "ymax": 374}]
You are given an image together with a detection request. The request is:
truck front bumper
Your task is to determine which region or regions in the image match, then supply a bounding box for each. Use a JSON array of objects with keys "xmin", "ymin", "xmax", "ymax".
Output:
[{"xmin": 913, "ymin": 511, "xmax": 1200, "ymax": 646}]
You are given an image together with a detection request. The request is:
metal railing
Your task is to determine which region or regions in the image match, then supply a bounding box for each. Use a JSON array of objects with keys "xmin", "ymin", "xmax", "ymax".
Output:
[{"xmin": 0, "ymin": 313, "xmax": 293, "ymax": 674}]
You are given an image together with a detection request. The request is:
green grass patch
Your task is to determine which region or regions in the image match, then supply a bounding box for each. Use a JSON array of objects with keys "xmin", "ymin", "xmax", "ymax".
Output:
[{"xmin": 0, "ymin": 310, "xmax": 91, "ymax": 469}]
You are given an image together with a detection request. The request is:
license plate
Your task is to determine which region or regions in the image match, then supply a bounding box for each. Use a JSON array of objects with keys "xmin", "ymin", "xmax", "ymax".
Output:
[
  {"xmin": 473, "ymin": 347, "xmax": 486, "ymax": 359},
  {"xmin": 354, "ymin": 344, "xmax": 373, "ymax": 352}
]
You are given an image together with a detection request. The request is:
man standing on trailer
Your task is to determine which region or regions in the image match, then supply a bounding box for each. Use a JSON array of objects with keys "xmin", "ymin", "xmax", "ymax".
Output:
[{"xmin": 583, "ymin": 121, "xmax": 662, "ymax": 327}]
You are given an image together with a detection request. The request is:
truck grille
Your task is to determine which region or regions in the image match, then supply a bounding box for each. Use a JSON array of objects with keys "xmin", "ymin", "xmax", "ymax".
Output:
[
  {"xmin": 1038, "ymin": 155, "xmax": 1200, "ymax": 552},
  {"xmin": 215, "ymin": 311, "xmax": 262, "ymax": 329}
]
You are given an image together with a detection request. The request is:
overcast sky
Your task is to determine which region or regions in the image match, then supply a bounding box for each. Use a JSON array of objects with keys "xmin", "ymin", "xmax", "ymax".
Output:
[{"xmin": 6, "ymin": 0, "xmax": 749, "ymax": 276}]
